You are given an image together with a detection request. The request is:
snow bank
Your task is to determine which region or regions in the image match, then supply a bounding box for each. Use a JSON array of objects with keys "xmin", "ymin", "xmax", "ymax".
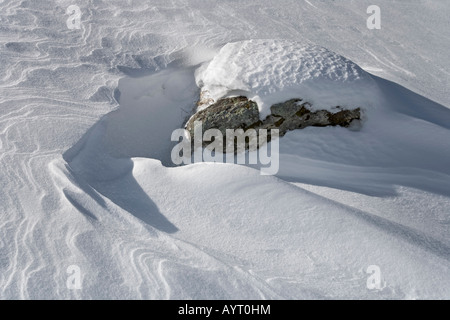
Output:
[{"xmin": 195, "ymin": 39, "xmax": 378, "ymax": 117}]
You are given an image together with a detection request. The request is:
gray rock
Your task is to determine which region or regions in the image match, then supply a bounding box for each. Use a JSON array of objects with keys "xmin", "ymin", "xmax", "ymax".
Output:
[
  {"xmin": 185, "ymin": 95, "xmax": 361, "ymax": 152},
  {"xmin": 263, "ymin": 98, "xmax": 361, "ymax": 134},
  {"xmin": 185, "ymin": 96, "xmax": 260, "ymax": 137}
]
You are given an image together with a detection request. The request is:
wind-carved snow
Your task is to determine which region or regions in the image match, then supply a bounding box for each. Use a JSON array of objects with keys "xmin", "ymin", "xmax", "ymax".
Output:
[
  {"xmin": 56, "ymin": 39, "xmax": 450, "ymax": 300},
  {"xmin": 1, "ymin": 0, "xmax": 450, "ymax": 300},
  {"xmin": 196, "ymin": 39, "xmax": 377, "ymax": 117}
]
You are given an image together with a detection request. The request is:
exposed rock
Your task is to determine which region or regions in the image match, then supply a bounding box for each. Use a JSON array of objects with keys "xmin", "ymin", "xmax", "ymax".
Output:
[
  {"xmin": 185, "ymin": 95, "xmax": 361, "ymax": 152},
  {"xmin": 186, "ymin": 96, "xmax": 260, "ymax": 136},
  {"xmin": 263, "ymin": 98, "xmax": 361, "ymax": 133}
]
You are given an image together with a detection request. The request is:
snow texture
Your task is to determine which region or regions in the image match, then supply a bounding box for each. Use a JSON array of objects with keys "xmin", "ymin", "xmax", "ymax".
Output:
[
  {"xmin": 0, "ymin": 0, "xmax": 450, "ymax": 299},
  {"xmin": 196, "ymin": 39, "xmax": 376, "ymax": 117}
]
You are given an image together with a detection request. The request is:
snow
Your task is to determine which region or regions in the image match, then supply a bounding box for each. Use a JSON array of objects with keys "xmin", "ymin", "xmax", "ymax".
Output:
[
  {"xmin": 195, "ymin": 39, "xmax": 377, "ymax": 117},
  {"xmin": 1, "ymin": 0, "xmax": 450, "ymax": 299}
]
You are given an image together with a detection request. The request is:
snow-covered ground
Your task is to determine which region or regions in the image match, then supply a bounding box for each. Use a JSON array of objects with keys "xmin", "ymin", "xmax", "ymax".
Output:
[{"xmin": 1, "ymin": 0, "xmax": 449, "ymax": 299}]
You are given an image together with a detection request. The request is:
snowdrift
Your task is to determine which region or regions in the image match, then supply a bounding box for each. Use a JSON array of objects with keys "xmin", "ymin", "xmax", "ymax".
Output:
[
  {"xmin": 59, "ymin": 40, "xmax": 450, "ymax": 299},
  {"xmin": 196, "ymin": 39, "xmax": 378, "ymax": 118},
  {"xmin": 2, "ymin": 1, "xmax": 450, "ymax": 300}
]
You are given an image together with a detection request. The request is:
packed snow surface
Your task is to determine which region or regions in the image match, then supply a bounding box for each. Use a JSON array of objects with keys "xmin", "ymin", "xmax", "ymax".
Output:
[
  {"xmin": 1, "ymin": 0, "xmax": 450, "ymax": 299},
  {"xmin": 196, "ymin": 39, "xmax": 376, "ymax": 116}
]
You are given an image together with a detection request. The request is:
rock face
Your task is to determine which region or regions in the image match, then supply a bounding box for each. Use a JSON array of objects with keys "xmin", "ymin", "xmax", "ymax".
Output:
[
  {"xmin": 185, "ymin": 95, "xmax": 361, "ymax": 151},
  {"xmin": 187, "ymin": 96, "xmax": 260, "ymax": 135},
  {"xmin": 265, "ymin": 98, "xmax": 361, "ymax": 131}
]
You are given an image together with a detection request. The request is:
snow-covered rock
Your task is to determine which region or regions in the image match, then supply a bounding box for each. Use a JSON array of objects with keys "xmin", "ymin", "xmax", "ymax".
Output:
[
  {"xmin": 2, "ymin": 1, "xmax": 450, "ymax": 300},
  {"xmin": 195, "ymin": 39, "xmax": 375, "ymax": 118}
]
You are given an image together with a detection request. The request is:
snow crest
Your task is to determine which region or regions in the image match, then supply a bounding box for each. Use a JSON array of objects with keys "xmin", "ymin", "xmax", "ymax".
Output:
[{"xmin": 196, "ymin": 39, "xmax": 375, "ymax": 117}]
